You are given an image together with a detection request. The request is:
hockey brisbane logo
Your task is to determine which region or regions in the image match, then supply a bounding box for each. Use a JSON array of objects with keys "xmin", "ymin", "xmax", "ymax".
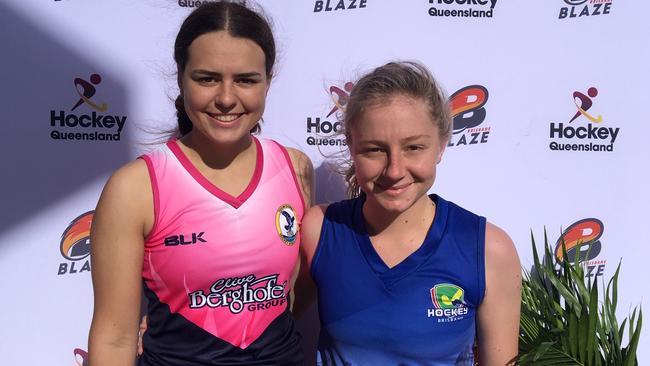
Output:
[
  {"xmin": 58, "ymin": 211, "xmax": 93, "ymax": 276},
  {"xmin": 548, "ymin": 87, "xmax": 620, "ymax": 152},
  {"xmin": 49, "ymin": 73, "xmax": 127, "ymax": 142},
  {"xmin": 555, "ymin": 218, "xmax": 607, "ymax": 279},
  {"xmin": 427, "ymin": 284, "xmax": 469, "ymax": 322},
  {"xmin": 276, "ymin": 204, "xmax": 298, "ymax": 245},
  {"xmin": 428, "ymin": 0, "xmax": 497, "ymax": 18},
  {"xmin": 447, "ymin": 85, "xmax": 491, "ymax": 148},
  {"xmin": 558, "ymin": 0, "xmax": 612, "ymax": 20},
  {"xmin": 305, "ymin": 81, "xmax": 351, "ymax": 149}
]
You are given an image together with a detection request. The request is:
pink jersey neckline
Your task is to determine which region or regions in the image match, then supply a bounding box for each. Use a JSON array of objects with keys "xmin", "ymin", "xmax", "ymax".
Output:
[{"xmin": 166, "ymin": 137, "xmax": 264, "ymax": 209}]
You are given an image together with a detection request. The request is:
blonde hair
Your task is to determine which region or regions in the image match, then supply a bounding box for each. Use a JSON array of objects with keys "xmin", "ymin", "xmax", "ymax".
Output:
[{"xmin": 342, "ymin": 61, "xmax": 451, "ymax": 197}]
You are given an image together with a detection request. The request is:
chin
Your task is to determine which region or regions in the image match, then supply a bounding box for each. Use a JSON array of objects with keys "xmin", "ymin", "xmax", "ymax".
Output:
[{"xmin": 369, "ymin": 195, "xmax": 416, "ymax": 214}]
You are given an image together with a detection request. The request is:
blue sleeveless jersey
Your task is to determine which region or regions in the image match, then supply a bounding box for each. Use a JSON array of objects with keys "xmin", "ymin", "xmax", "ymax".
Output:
[{"xmin": 311, "ymin": 194, "xmax": 486, "ymax": 366}]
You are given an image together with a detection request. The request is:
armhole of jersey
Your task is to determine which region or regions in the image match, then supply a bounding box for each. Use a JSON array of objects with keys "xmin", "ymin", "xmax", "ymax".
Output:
[
  {"xmin": 477, "ymin": 216, "xmax": 487, "ymax": 306},
  {"xmin": 139, "ymin": 154, "xmax": 160, "ymax": 243},
  {"xmin": 271, "ymin": 140, "xmax": 306, "ymax": 212},
  {"xmin": 309, "ymin": 204, "xmax": 332, "ymax": 280}
]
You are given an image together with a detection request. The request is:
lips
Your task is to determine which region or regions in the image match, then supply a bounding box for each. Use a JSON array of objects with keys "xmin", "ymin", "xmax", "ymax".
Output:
[
  {"xmin": 377, "ymin": 181, "xmax": 413, "ymax": 194},
  {"xmin": 207, "ymin": 113, "xmax": 243, "ymax": 123}
]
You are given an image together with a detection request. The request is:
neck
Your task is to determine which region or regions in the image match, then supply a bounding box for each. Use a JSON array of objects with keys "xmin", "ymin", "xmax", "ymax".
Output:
[
  {"xmin": 362, "ymin": 194, "xmax": 436, "ymax": 236},
  {"xmin": 179, "ymin": 132, "xmax": 255, "ymax": 170}
]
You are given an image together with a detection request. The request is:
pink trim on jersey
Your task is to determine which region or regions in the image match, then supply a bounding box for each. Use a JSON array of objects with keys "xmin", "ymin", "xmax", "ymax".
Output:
[
  {"xmin": 139, "ymin": 155, "xmax": 160, "ymax": 242},
  {"xmin": 272, "ymin": 141, "xmax": 306, "ymax": 212},
  {"xmin": 166, "ymin": 137, "xmax": 263, "ymax": 209}
]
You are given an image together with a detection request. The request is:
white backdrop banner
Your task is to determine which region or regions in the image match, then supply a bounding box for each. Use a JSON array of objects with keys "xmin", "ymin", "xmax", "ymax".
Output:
[{"xmin": 0, "ymin": 0, "xmax": 647, "ymax": 364}]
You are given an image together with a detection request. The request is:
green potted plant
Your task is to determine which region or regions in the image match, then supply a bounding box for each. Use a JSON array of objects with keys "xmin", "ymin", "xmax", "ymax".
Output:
[{"xmin": 517, "ymin": 231, "xmax": 642, "ymax": 365}]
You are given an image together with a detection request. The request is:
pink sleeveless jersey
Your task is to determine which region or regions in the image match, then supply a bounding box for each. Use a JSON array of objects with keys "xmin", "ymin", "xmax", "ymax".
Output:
[{"xmin": 140, "ymin": 137, "xmax": 304, "ymax": 352}]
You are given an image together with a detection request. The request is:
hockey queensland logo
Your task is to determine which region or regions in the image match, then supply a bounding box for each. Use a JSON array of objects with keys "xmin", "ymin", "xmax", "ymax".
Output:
[
  {"xmin": 447, "ymin": 85, "xmax": 491, "ymax": 148},
  {"xmin": 57, "ymin": 211, "xmax": 93, "ymax": 276},
  {"xmin": 548, "ymin": 87, "xmax": 620, "ymax": 152},
  {"xmin": 49, "ymin": 73, "xmax": 127, "ymax": 142},
  {"xmin": 275, "ymin": 204, "xmax": 298, "ymax": 245},
  {"xmin": 429, "ymin": 0, "xmax": 497, "ymax": 18},
  {"xmin": 427, "ymin": 283, "xmax": 469, "ymax": 322},
  {"xmin": 305, "ymin": 81, "xmax": 350, "ymax": 149},
  {"xmin": 554, "ymin": 218, "xmax": 607, "ymax": 279}
]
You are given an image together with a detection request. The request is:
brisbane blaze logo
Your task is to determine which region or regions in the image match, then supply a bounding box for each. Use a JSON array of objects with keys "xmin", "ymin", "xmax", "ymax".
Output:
[
  {"xmin": 447, "ymin": 85, "xmax": 491, "ymax": 147},
  {"xmin": 276, "ymin": 204, "xmax": 298, "ymax": 245},
  {"xmin": 554, "ymin": 218, "xmax": 607, "ymax": 278},
  {"xmin": 314, "ymin": 0, "xmax": 368, "ymax": 13},
  {"xmin": 427, "ymin": 283, "xmax": 468, "ymax": 322},
  {"xmin": 549, "ymin": 87, "xmax": 620, "ymax": 152},
  {"xmin": 73, "ymin": 348, "xmax": 88, "ymax": 366},
  {"xmin": 58, "ymin": 211, "xmax": 93, "ymax": 276},
  {"xmin": 559, "ymin": 0, "xmax": 612, "ymax": 20}
]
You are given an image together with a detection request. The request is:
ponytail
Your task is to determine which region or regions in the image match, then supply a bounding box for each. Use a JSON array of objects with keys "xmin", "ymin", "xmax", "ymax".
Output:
[{"xmin": 174, "ymin": 95, "xmax": 193, "ymax": 136}]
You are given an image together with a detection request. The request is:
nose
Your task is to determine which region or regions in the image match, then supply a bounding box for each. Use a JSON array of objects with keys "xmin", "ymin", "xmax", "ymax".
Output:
[
  {"xmin": 384, "ymin": 152, "xmax": 406, "ymax": 181},
  {"xmin": 214, "ymin": 81, "xmax": 236, "ymax": 111}
]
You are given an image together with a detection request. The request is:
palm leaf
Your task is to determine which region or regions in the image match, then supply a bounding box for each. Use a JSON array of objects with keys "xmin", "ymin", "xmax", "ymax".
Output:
[{"xmin": 518, "ymin": 230, "xmax": 642, "ymax": 365}]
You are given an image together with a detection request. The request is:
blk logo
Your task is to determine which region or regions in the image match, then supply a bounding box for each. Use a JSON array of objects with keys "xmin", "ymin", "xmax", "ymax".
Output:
[{"xmin": 164, "ymin": 232, "xmax": 207, "ymax": 246}]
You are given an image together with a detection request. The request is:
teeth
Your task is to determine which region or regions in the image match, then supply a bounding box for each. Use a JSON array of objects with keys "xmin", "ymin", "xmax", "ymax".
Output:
[{"xmin": 212, "ymin": 114, "xmax": 240, "ymax": 122}]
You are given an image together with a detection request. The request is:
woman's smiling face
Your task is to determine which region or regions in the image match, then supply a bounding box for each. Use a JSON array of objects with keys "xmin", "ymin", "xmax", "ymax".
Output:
[{"xmin": 180, "ymin": 31, "xmax": 270, "ymax": 145}]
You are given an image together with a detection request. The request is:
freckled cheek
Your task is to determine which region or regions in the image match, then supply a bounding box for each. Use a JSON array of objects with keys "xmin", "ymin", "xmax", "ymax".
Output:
[
  {"xmin": 353, "ymin": 158, "xmax": 385, "ymax": 184},
  {"xmin": 410, "ymin": 164, "xmax": 437, "ymax": 181}
]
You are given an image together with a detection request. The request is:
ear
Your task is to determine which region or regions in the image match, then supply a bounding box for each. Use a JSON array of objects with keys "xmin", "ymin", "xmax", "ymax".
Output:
[
  {"xmin": 436, "ymin": 140, "xmax": 447, "ymax": 164},
  {"xmin": 265, "ymin": 74, "xmax": 272, "ymax": 94},
  {"xmin": 177, "ymin": 69, "xmax": 184, "ymax": 95}
]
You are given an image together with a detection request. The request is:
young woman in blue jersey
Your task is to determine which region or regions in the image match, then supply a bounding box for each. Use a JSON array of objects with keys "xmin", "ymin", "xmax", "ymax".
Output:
[
  {"xmin": 88, "ymin": 2, "xmax": 313, "ymax": 365},
  {"xmin": 298, "ymin": 61, "xmax": 521, "ymax": 365}
]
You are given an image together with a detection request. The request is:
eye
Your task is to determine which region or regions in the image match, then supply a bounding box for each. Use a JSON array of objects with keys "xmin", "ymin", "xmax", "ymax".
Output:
[
  {"xmin": 195, "ymin": 76, "xmax": 217, "ymax": 85},
  {"xmin": 363, "ymin": 147, "xmax": 385, "ymax": 154},
  {"xmin": 236, "ymin": 77, "xmax": 260, "ymax": 85},
  {"xmin": 406, "ymin": 144, "xmax": 425, "ymax": 151}
]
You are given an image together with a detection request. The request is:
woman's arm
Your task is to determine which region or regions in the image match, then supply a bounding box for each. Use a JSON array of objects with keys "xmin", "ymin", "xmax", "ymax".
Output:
[
  {"xmin": 285, "ymin": 147, "xmax": 315, "ymax": 209},
  {"xmin": 285, "ymin": 148, "xmax": 315, "ymax": 311},
  {"xmin": 292, "ymin": 204, "xmax": 328, "ymax": 316},
  {"xmin": 476, "ymin": 222, "xmax": 521, "ymax": 365},
  {"xmin": 88, "ymin": 160, "xmax": 152, "ymax": 365}
]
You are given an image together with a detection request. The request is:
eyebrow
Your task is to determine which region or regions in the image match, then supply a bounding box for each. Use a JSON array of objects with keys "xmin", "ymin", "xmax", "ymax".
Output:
[
  {"xmin": 358, "ymin": 135, "xmax": 432, "ymax": 145},
  {"xmin": 190, "ymin": 70, "xmax": 263, "ymax": 78},
  {"xmin": 401, "ymin": 134, "xmax": 432, "ymax": 143}
]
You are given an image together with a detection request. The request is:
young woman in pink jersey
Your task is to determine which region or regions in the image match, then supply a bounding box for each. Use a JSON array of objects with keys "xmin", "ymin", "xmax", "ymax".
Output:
[{"xmin": 88, "ymin": 2, "xmax": 313, "ymax": 365}]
